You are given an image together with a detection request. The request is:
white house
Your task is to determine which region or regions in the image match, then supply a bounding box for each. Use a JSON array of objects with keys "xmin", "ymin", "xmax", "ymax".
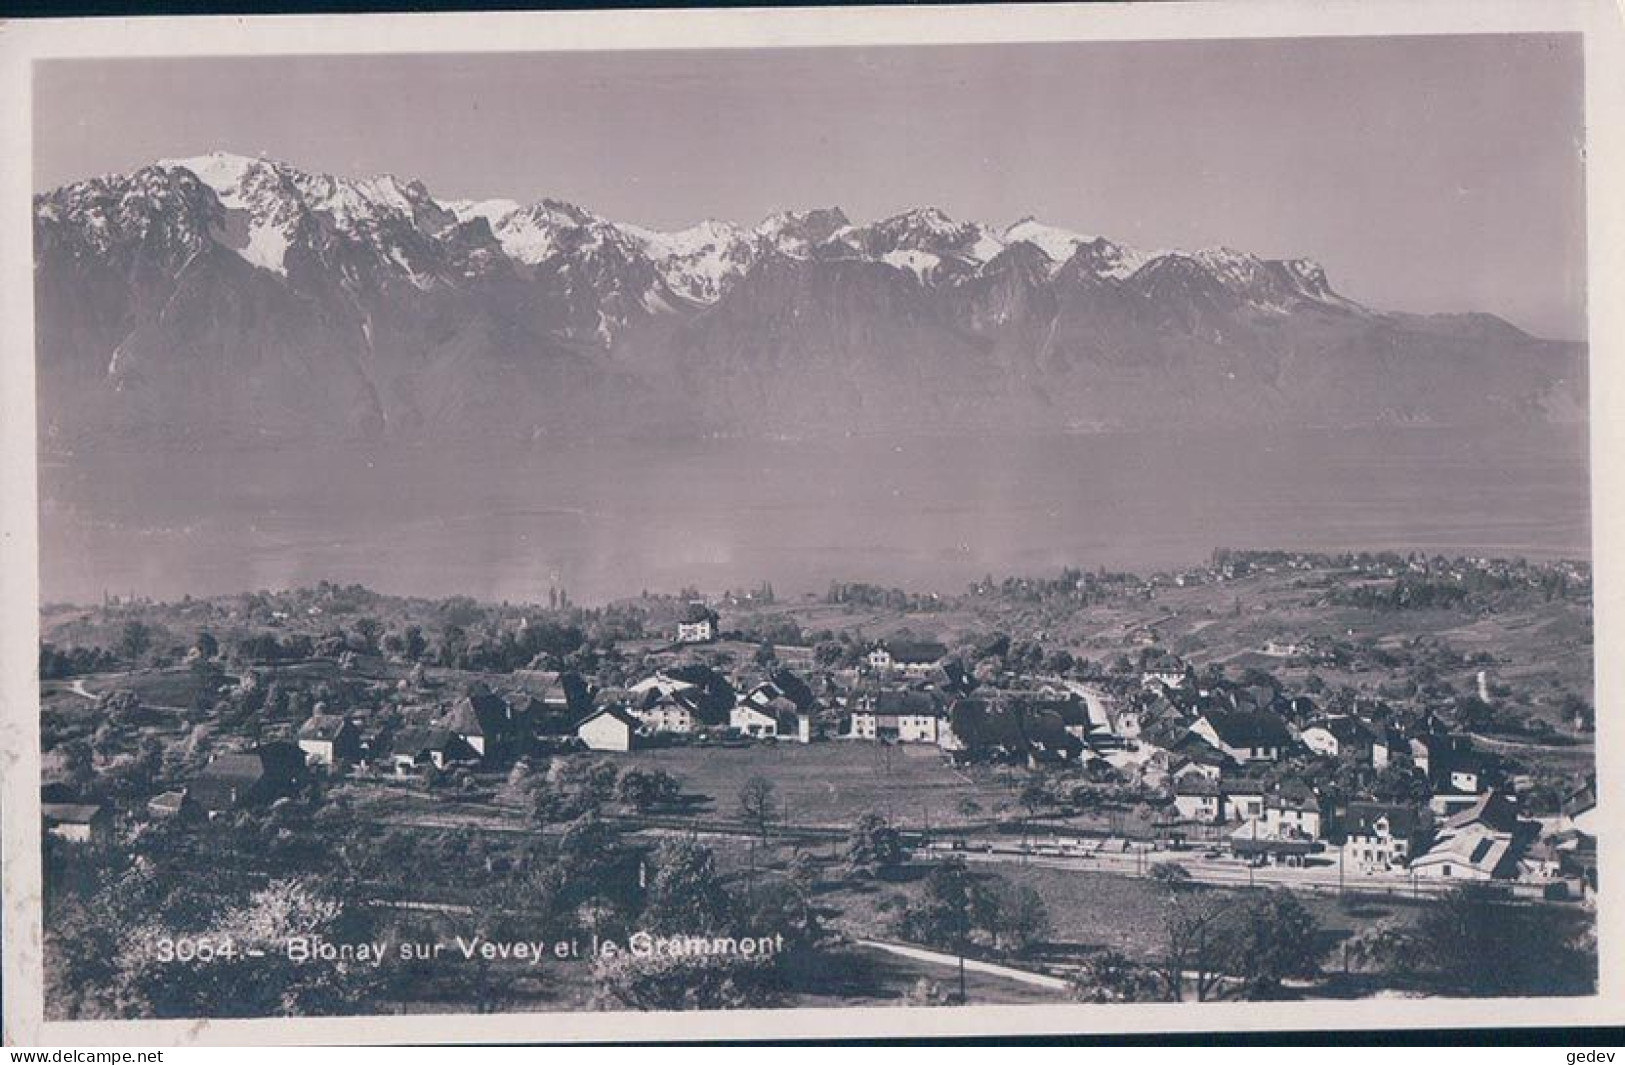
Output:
[
  {"xmin": 731, "ymin": 703, "xmax": 780, "ymax": 738},
  {"xmin": 297, "ymin": 714, "xmax": 359, "ymax": 767},
  {"xmin": 1262, "ymin": 785, "xmax": 1322, "ymax": 841},
  {"xmin": 577, "ymin": 708, "xmax": 638, "ymax": 752},
  {"xmin": 848, "ymin": 689, "xmax": 945, "ymax": 743},
  {"xmin": 1340, "ymin": 802, "xmax": 1421, "ymax": 873},
  {"xmin": 677, "ymin": 617, "xmax": 716, "ymax": 644},
  {"xmin": 1298, "ymin": 715, "xmax": 1371, "ymax": 760},
  {"xmin": 676, "ymin": 604, "xmax": 719, "ymax": 644},
  {"xmin": 1172, "ymin": 778, "xmax": 1222, "ymax": 822},
  {"xmin": 1411, "ymin": 791, "xmax": 1521, "ymax": 881},
  {"xmin": 630, "ymin": 694, "xmax": 699, "ymax": 735},
  {"xmin": 42, "ymin": 802, "xmax": 112, "ymax": 845},
  {"xmin": 1221, "ymin": 780, "xmax": 1267, "ymax": 824},
  {"xmin": 866, "ymin": 639, "xmax": 948, "ymax": 678},
  {"xmin": 1141, "ymin": 659, "xmax": 1187, "ymax": 690}
]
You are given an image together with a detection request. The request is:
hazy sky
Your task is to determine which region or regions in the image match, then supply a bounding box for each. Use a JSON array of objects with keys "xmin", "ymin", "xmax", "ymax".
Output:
[{"xmin": 35, "ymin": 34, "xmax": 1586, "ymax": 338}]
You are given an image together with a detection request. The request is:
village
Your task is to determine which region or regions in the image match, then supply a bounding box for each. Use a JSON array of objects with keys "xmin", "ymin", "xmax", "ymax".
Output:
[{"xmin": 37, "ymin": 549, "xmax": 1599, "ymax": 1013}]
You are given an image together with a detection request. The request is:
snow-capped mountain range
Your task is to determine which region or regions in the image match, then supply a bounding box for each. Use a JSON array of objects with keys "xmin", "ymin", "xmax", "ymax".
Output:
[{"xmin": 33, "ymin": 151, "xmax": 1583, "ymax": 446}]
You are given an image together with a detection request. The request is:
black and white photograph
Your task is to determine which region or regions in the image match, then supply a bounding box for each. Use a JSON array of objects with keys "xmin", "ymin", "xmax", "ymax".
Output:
[{"xmin": 3, "ymin": 0, "xmax": 1623, "ymax": 1045}]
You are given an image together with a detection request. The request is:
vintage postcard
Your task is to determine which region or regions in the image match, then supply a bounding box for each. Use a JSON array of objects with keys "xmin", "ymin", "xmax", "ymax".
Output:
[{"xmin": 2, "ymin": 0, "xmax": 1623, "ymax": 1045}]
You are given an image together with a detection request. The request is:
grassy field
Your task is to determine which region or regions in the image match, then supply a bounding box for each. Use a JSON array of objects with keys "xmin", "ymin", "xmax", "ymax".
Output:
[
  {"xmin": 593, "ymin": 741, "xmax": 1016, "ymax": 831},
  {"xmin": 817, "ymin": 858, "xmax": 1429, "ymax": 976}
]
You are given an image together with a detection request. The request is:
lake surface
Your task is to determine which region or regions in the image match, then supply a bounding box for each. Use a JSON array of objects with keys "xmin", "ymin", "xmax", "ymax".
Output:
[{"xmin": 38, "ymin": 426, "xmax": 1592, "ymax": 606}]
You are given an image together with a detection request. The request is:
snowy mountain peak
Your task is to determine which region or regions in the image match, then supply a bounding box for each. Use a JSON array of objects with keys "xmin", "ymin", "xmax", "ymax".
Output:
[
  {"xmin": 1002, "ymin": 219, "xmax": 1090, "ymax": 270},
  {"xmin": 754, "ymin": 207, "xmax": 852, "ymax": 256},
  {"xmin": 157, "ymin": 150, "xmax": 274, "ymax": 193}
]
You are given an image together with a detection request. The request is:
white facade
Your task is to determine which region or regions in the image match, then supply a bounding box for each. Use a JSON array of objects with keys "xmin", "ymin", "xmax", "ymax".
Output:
[
  {"xmin": 677, "ymin": 618, "xmax": 715, "ymax": 644},
  {"xmin": 849, "ymin": 711, "xmax": 941, "ymax": 743},
  {"xmin": 1173, "ymin": 792, "xmax": 1220, "ymax": 822},
  {"xmin": 1222, "ymin": 790, "xmax": 1266, "ymax": 823},
  {"xmin": 731, "ymin": 705, "xmax": 778, "ymax": 738},
  {"xmin": 1343, "ymin": 814, "xmax": 1413, "ymax": 872},
  {"xmin": 632, "ymin": 704, "xmax": 696, "ymax": 734},
  {"xmin": 298, "ymin": 737, "xmax": 338, "ymax": 767},
  {"xmin": 1263, "ymin": 802, "xmax": 1321, "ymax": 840},
  {"xmin": 578, "ymin": 711, "xmax": 635, "ymax": 752}
]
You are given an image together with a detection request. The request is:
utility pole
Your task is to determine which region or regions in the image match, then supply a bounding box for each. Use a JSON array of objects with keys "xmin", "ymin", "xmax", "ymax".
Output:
[{"xmin": 1247, "ymin": 817, "xmax": 1257, "ymax": 888}]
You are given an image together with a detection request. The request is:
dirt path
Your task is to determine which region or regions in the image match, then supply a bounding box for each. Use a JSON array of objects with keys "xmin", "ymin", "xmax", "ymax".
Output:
[{"xmin": 1468, "ymin": 731, "xmax": 1590, "ymax": 754}]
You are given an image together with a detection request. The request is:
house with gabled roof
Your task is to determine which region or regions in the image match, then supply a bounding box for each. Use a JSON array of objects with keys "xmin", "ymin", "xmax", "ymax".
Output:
[
  {"xmin": 630, "ymin": 686, "xmax": 706, "ymax": 734},
  {"xmin": 146, "ymin": 789, "xmax": 197, "ymax": 821},
  {"xmin": 577, "ymin": 706, "xmax": 639, "ymax": 752},
  {"xmin": 191, "ymin": 742, "xmax": 308, "ymax": 815},
  {"xmin": 442, "ymin": 687, "xmax": 514, "ymax": 760},
  {"xmin": 1172, "ymin": 776, "xmax": 1222, "ymax": 822},
  {"xmin": 297, "ymin": 713, "xmax": 360, "ymax": 767},
  {"xmin": 1426, "ymin": 744, "xmax": 1497, "ymax": 817},
  {"xmin": 849, "ymin": 687, "xmax": 947, "ymax": 743},
  {"xmin": 1299, "ymin": 715, "xmax": 1374, "ymax": 761},
  {"xmin": 1221, "ymin": 777, "xmax": 1269, "ymax": 824},
  {"xmin": 867, "ymin": 639, "xmax": 948, "ymax": 678},
  {"xmin": 1339, "ymin": 801, "xmax": 1423, "ymax": 873},
  {"xmin": 676, "ymin": 602, "xmax": 719, "ymax": 644},
  {"xmin": 1411, "ymin": 790, "xmax": 1525, "ymax": 881},
  {"xmin": 43, "ymin": 801, "xmax": 113, "ymax": 844},
  {"xmin": 1262, "ymin": 781, "xmax": 1323, "ymax": 840},
  {"xmin": 1141, "ymin": 655, "xmax": 1188, "ymax": 691},
  {"xmin": 1190, "ymin": 709, "xmax": 1294, "ymax": 764},
  {"xmin": 390, "ymin": 727, "xmax": 476, "ymax": 777}
]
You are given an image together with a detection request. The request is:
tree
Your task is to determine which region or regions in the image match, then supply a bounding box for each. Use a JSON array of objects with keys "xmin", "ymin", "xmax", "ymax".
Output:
[
  {"xmin": 352, "ymin": 617, "xmax": 384, "ymax": 656},
  {"xmin": 591, "ymin": 950, "xmax": 776, "ymax": 1012},
  {"xmin": 897, "ymin": 859, "xmax": 979, "ymax": 1002},
  {"xmin": 1071, "ymin": 949, "xmax": 1165, "ymax": 1003},
  {"xmin": 188, "ymin": 657, "xmax": 225, "ymax": 710},
  {"xmin": 193, "ymin": 631, "xmax": 219, "ymax": 660},
  {"xmin": 846, "ymin": 811, "xmax": 905, "ymax": 879},
  {"xmin": 617, "ymin": 767, "xmax": 679, "ymax": 812},
  {"xmin": 116, "ymin": 621, "xmax": 155, "ymax": 664},
  {"xmin": 105, "ymin": 878, "xmax": 391, "ymax": 1018},
  {"xmin": 641, "ymin": 839, "xmax": 733, "ymax": 935},
  {"xmin": 737, "ymin": 776, "xmax": 779, "ymax": 843},
  {"xmin": 585, "ymin": 760, "xmax": 621, "ymax": 806},
  {"xmin": 1018, "ymin": 780, "xmax": 1049, "ymax": 849},
  {"xmin": 400, "ymin": 625, "xmax": 428, "ymax": 662},
  {"xmin": 1409, "ymin": 884, "xmax": 1597, "ymax": 996},
  {"xmin": 1217, "ymin": 889, "xmax": 1321, "ymax": 998},
  {"xmin": 977, "ymin": 878, "xmax": 1049, "ymax": 958},
  {"xmin": 1157, "ymin": 890, "xmax": 1231, "ymax": 1002},
  {"xmin": 1149, "ymin": 861, "xmax": 1192, "ymax": 888}
]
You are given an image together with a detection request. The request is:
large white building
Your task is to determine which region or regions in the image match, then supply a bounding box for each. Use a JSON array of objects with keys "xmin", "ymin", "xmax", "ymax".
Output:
[{"xmin": 848, "ymin": 689, "xmax": 946, "ymax": 743}]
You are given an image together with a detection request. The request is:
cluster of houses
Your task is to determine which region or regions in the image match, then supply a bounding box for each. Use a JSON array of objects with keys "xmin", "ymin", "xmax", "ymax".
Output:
[
  {"xmin": 1134, "ymin": 659, "xmax": 1594, "ymax": 890},
  {"xmin": 41, "ymin": 626, "xmax": 1597, "ymax": 901}
]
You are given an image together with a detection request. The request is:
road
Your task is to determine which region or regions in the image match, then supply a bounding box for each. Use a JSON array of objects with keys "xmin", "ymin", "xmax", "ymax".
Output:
[{"xmin": 853, "ymin": 939, "xmax": 1070, "ymax": 991}]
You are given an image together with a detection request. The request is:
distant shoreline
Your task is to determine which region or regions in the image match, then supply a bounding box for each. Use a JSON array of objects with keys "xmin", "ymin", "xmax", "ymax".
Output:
[{"xmin": 38, "ymin": 549, "xmax": 1592, "ymax": 616}]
